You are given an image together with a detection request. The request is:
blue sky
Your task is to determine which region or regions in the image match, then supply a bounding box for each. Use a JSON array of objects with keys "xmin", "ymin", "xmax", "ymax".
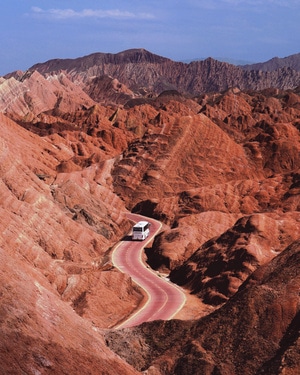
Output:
[{"xmin": 1, "ymin": 0, "xmax": 300, "ymax": 75}]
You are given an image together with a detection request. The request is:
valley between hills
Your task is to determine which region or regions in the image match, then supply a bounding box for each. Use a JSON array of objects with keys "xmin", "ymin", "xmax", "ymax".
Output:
[{"xmin": 0, "ymin": 49, "xmax": 300, "ymax": 374}]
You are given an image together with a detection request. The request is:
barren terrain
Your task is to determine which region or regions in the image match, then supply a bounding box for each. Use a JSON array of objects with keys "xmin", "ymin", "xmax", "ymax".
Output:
[{"xmin": 0, "ymin": 49, "xmax": 299, "ymax": 374}]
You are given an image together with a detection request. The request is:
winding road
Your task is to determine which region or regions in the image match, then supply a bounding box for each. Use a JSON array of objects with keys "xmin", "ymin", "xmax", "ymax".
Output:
[{"xmin": 112, "ymin": 213, "xmax": 186, "ymax": 329}]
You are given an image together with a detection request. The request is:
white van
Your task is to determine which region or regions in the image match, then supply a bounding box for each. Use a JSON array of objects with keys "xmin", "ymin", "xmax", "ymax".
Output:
[{"xmin": 132, "ymin": 221, "xmax": 150, "ymax": 241}]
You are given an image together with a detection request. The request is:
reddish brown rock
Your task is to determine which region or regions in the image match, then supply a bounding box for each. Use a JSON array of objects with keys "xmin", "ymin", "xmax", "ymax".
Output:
[
  {"xmin": 113, "ymin": 111, "xmax": 261, "ymax": 212},
  {"xmin": 106, "ymin": 239, "xmax": 300, "ymax": 375},
  {"xmin": 0, "ymin": 71, "xmax": 95, "ymax": 122},
  {"xmin": 123, "ymin": 89, "xmax": 300, "ymax": 278},
  {"xmin": 30, "ymin": 49, "xmax": 300, "ymax": 96},
  {"xmin": 0, "ymin": 247, "xmax": 139, "ymax": 375},
  {"xmin": 1, "ymin": 54, "xmax": 300, "ymax": 374},
  {"xmin": 146, "ymin": 212, "xmax": 240, "ymax": 271},
  {"xmin": 85, "ymin": 75, "xmax": 136, "ymax": 105},
  {"xmin": 169, "ymin": 212, "xmax": 300, "ymax": 305},
  {"xmin": 0, "ymin": 111, "xmax": 144, "ymax": 331}
]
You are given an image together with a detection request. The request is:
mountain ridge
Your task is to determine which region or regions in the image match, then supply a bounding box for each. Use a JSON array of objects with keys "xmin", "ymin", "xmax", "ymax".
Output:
[
  {"xmin": 0, "ymin": 47, "xmax": 300, "ymax": 374},
  {"xmin": 26, "ymin": 49, "xmax": 300, "ymax": 99},
  {"xmin": 29, "ymin": 48, "xmax": 170, "ymax": 74},
  {"xmin": 241, "ymin": 52, "xmax": 300, "ymax": 71}
]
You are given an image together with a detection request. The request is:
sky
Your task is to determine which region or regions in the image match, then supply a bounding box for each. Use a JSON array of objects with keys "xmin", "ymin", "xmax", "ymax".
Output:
[{"xmin": 1, "ymin": 0, "xmax": 300, "ymax": 75}]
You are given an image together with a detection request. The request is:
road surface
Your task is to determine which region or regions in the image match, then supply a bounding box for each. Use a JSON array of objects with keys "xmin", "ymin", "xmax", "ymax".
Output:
[{"xmin": 112, "ymin": 213, "xmax": 186, "ymax": 329}]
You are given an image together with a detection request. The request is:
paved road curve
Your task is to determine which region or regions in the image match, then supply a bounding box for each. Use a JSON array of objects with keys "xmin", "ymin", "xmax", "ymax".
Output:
[{"xmin": 112, "ymin": 213, "xmax": 186, "ymax": 329}]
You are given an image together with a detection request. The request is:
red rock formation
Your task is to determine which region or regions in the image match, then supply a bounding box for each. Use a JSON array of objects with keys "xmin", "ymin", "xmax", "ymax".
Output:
[
  {"xmin": 113, "ymin": 111, "xmax": 260, "ymax": 212},
  {"xmin": 106, "ymin": 239, "xmax": 300, "ymax": 375},
  {"xmin": 29, "ymin": 49, "xmax": 300, "ymax": 97},
  {"xmin": 84, "ymin": 75, "xmax": 136, "ymax": 105},
  {"xmin": 1, "ymin": 53, "xmax": 300, "ymax": 374},
  {"xmin": 0, "ymin": 70, "xmax": 95, "ymax": 122},
  {"xmin": 169, "ymin": 212, "xmax": 300, "ymax": 305},
  {"xmin": 0, "ymin": 111, "xmax": 145, "ymax": 334},
  {"xmin": 0, "ymin": 246, "xmax": 139, "ymax": 375},
  {"xmin": 120, "ymin": 89, "xmax": 300, "ymax": 277}
]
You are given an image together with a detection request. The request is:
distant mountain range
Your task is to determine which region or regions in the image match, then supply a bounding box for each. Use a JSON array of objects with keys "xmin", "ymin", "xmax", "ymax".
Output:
[
  {"xmin": 27, "ymin": 49, "xmax": 300, "ymax": 98},
  {"xmin": 241, "ymin": 52, "xmax": 300, "ymax": 71},
  {"xmin": 182, "ymin": 57, "xmax": 254, "ymax": 66},
  {"xmin": 183, "ymin": 52, "xmax": 300, "ymax": 71}
]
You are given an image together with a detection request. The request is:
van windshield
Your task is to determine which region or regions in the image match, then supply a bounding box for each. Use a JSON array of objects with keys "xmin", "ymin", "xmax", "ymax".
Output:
[{"xmin": 133, "ymin": 227, "xmax": 143, "ymax": 232}]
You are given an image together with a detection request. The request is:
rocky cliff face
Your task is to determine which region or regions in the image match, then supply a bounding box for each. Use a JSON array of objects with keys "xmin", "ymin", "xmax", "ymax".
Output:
[{"xmin": 0, "ymin": 50, "xmax": 300, "ymax": 374}]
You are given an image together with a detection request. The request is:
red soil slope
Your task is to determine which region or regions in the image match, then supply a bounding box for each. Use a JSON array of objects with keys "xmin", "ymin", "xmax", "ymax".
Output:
[
  {"xmin": 106, "ymin": 239, "xmax": 300, "ymax": 375},
  {"xmin": 0, "ymin": 62, "xmax": 299, "ymax": 374}
]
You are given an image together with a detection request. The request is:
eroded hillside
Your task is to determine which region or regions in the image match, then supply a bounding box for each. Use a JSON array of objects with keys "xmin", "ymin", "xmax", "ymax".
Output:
[
  {"xmin": 106, "ymin": 239, "xmax": 300, "ymax": 375},
  {"xmin": 0, "ymin": 54, "xmax": 300, "ymax": 374}
]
